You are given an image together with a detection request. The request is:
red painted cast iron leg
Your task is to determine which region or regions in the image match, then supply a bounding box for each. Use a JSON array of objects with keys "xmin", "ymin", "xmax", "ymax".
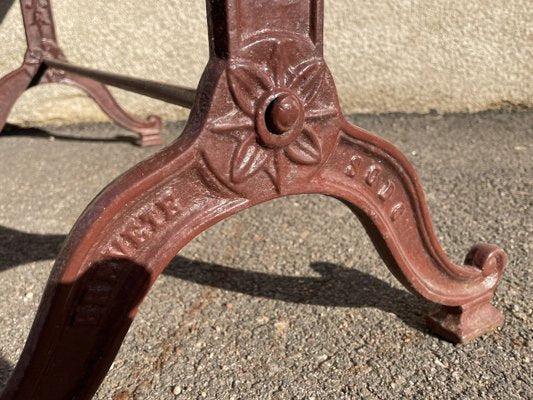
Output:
[
  {"xmin": 0, "ymin": 0, "xmax": 162, "ymax": 146},
  {"xmin": 0, "ymin": 62, "xmax": 39, "ymax": 133},
  {"xmin": 1, "ymin": 1, "xmax": 507, "ymax": 398},
  {"xmin": 46, "ymin": 70, "xmax": 162, "ymax": 146}
]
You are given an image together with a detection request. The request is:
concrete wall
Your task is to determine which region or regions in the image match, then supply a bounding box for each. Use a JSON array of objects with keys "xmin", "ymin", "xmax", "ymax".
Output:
[{"xmin": 1, "ymin": 0, "xmax": 531, "ymax": 126}]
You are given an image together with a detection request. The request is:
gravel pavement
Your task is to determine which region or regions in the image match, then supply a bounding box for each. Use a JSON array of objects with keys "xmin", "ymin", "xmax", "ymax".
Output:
[{"xmin": 0, "ymin": 111, "xmax": 531, "ymax": 399}]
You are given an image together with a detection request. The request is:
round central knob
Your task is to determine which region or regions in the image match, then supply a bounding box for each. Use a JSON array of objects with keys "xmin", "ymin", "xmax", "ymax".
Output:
[{"xmin": 268, "ymin": 94, "xmax": 301, "ymax": 134}]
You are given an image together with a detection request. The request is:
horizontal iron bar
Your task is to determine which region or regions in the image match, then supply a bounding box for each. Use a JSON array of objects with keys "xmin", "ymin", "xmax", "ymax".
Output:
[{"xmin": 44, "ymin": 58, "xmax": 197, "ymax": 109}]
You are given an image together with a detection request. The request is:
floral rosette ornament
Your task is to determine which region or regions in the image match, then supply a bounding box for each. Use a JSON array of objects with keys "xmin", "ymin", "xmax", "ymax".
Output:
[{"xmin": 210, "ymin": 36, "xmax": 340, "ymax": 193}]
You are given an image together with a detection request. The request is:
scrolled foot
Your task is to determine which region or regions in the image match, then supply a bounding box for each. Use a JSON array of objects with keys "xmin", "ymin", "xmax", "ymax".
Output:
[
  {"xmin": 137, "ymin": 115, "xmax": 163, "ymax": 146},
  {"xmin": 333, "ymin": 121, "xmax": 508, "ymax": 342},
  {"xmin": 54, "ymin": 71, "xmax": 164, "ymax": 146},
  {"xmin": 426, "ymin": 243, "xmax": 507, "ymax": 344}
]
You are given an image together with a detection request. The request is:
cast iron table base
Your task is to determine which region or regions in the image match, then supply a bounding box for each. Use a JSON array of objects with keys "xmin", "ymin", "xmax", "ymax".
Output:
[
  {"xmin": 0, "ymin": 0, "xmax": 162, "ymax": 146},
  {"xmin": 1, "ymin": 1, "xmax": 507, "ymax": 398}
]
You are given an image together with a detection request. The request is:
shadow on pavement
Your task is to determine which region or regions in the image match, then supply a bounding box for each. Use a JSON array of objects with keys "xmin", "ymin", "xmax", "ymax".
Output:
[
  {"xmin": 166, "ymin": 257, "xmax": 429, "ymax": 332},
  {"xmin": 0, "ymin": 225, "xmax": 429, "ymax": 333},
  {"xmin": 0, "ymin": 0, "xmax": 16, "ymax": 24},
  {"xmin": 1, "ymin": 124, "xmax": 138, "ymax": 145},
  {"xmin": 0, "ymin": 226, "xmax": 65, "ymax": 272}
]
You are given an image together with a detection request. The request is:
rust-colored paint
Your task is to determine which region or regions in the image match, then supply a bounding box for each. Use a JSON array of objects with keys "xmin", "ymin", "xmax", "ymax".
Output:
[
  {"xmin": 1, "ymin": 1, "xmax": 507, "ymax": 399},
  {"xmin": 0, "ymin": 0, "xmax": 162, "ymax": 146}
]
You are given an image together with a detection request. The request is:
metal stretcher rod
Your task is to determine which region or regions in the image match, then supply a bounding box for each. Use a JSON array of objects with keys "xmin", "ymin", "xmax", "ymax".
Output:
[{"xmin": 44, "ymin": 58, "xmax": 197, "ymax": 109}]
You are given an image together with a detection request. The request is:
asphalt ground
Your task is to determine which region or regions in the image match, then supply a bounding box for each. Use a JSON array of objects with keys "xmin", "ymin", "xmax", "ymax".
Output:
[{"xmin": 0, "ymin": 111, "xmax": 531, "ymax": 399}]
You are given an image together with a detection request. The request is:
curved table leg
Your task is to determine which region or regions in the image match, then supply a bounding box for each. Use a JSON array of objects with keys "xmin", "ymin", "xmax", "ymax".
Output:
[
  {"xmin": 55, "ymin": 71, "xmax": 162, "ymax": 146},
  {"xmin": 315, "ymin": 119, "xmax": 507, "ymax": 343},
  {"xmin": 0, "ymin": 116, "xmax": 508, "ymax": 399},
  {"xmin": 0, "ymin": 65, "xmax": 162, "ymax": 146},
  {"xmin": 9, "ymin": 0, "xmax": 163, "ymax": 146},
  {"xmin": 0, "ymin": 129, "xmax": 254, "ymax": 399},
  {"xmin": 1, "ymin": 0, "xmax": 508, "ymax": 396},
  {"xmin": 0, "ymin": 66, "xmax": 37, "ymax": 133}
]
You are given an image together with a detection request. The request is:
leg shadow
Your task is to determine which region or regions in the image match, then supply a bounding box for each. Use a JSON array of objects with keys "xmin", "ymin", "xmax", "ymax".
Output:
[
  {"xmin": 0, "ymin": 226, "xmax": 430, "ymax": 332},
  {"xmin": 1, "ymin": 124, "xmax": 138, "ymax": 145},
  {"xmin": 0, "ymin": 226, "xmax": 65, "ymax": 272},
  {"xmin": 0, "ymin": 356, "xmax": 13, "ymax": 390},
  {"xmin": 0, "ymin": 0, "xmax": 16, "ymax": 24},
  {"xmin": 165, "ymin": 256, "xmax": 430, "ymax": 332}
]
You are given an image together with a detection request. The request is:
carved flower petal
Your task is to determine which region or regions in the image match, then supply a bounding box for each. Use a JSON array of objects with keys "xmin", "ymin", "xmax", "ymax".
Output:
[
  {"xmin": 271, "ymin": 151, "xmax": 289, "ymax": 193},
  {"xmin": 289, "ymin": 61, "xmax": 326, "ymax": 107},
  {"xmin": 228, "ymin": 62, "xmax": 275, "ymax": 116},
  {"xmin": 285, "ymin": 127, "xmax": 322, "ymax": 165},
  {"xmin": 231, "ymin": 132, "xmax": 269, "ymax": 183},
  {"xmin": 271, "ymin": 40, "xmax": 290, "ymax": 87}
]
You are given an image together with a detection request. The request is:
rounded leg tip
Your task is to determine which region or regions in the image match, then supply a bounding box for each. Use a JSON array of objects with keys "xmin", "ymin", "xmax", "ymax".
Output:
[
  {"xmin": 146, "ymin": 115, "xmax": 163, "ymax": 130},
  {"xmin": 465, "ymin": 244, "xmax": 508, "ymax": 277}
]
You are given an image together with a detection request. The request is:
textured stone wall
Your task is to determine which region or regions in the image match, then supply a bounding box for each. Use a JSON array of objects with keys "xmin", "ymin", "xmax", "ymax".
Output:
[{"xmin": 0, "ymin": 0, "xmax": 531, "ymax": 126}]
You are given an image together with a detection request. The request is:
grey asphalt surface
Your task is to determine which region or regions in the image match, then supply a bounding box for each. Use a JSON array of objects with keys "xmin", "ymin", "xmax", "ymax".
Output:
[{"xmin": 0, "ymin": 111, "xmax": 531, "ymax": 399}]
